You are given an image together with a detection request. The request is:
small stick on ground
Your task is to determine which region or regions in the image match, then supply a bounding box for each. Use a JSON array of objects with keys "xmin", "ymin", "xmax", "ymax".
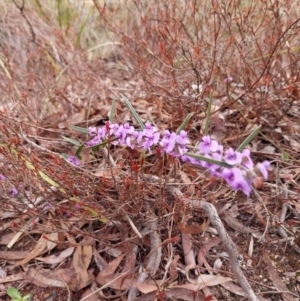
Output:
[{"xmin": 168, "ymin": 186, "xmax": 259, "ymax": 301}]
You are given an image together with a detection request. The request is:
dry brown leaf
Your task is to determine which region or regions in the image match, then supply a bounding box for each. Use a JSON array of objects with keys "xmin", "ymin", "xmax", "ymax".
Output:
[
  {"xmin": 93, "ymin": 246, "xmax": 108, "ymax": 271},
  {"xmin": 220, "ymin": 281, "xmax": 246, "ymax": 297},
  {"xmin": 202, "ymin": 287, "xmax": 218, "ymax": 301},
  {"xmin": 72, "ymin": 245, "xmax": 91, "ymax": 290},
  {"xmin": 223, "ymin": 215, "xmax": 259, "ymax": 234},
  {"xmin": 180, "ymin": 272, "xmax": 232, "ymax": 290},
  {"xmin": 182, "ymin": 233, "xmax": 196, "ymax": 266},
  {"xmin": 221, "ymin": 281, "xmax": 271, "ymax": 301},
  {"xmin": 82, "ymin": 245, "xmax": 93, "ymax": 269},
  {"xmin": 169, "ymin": 254, "xmax": 180, "ymax": 282},
  {"xmin": 180, "ymin": 220, "xmax": 208, "ymax": 234},
  {"xmin": 58, "ymin": 109, "xmax": 85, "ymax": 128},
  {"xmin": 135, "ymin": 282, "xmax": 157, "ymax": 294},
  {"xmin": 14, "ymin": 233, "xmax": 58, "ymax": 266},
  {"xmin": 0, "ymin": 232, "xmax": 18, "ymax": 245},
  {"xmin": 96, "ymin": 272, "xmax": 133, "ymax": 290},
  {"xmin": 0, "ymin": 273, "xmax": 25, "ymax": 284},
  {"xmin": 0, "ymin": 250, "xmax": 29, "ymax": 260},
  {"xmin": 135, "ymin": 286, "xmax": 206, "ymax": 301},
  {"xmin": 197, "ymin": 238, "xmax": 221, "ymax": 268},
  {"xmin": 106, "ymin": 247, "xmax": 123, "ymax": 258},
  {"xmin": 134, "ymin": 291, "xmax": 158, "ymax": 301},
  {"xmin": 122, "ymin": 244, "xmax": 137, "ymax": 273},
  {"xmin": 80, "ymin": 288, "xmax": 98, "ymax": 301},
  {"xmin": 23, "ymin": 266, "xmax": 65, "ymax": 288},
  {"xmin": 99, "ymin": 253, "xmax": 125, "ymax": 277},
  {"xmin": 263, "ymin": 251, "xmax": 296, "ymax": 301},
  {"xmin": 56, "ymin": 267, "xmax": 77, "ymax": 284},
  {"xmin": 35, "ymin": 247, "xmax": 74, "ymax": 264},
  {"xmin": 180, "ymin": 170, "xmax": 195, "ymax": 195}
]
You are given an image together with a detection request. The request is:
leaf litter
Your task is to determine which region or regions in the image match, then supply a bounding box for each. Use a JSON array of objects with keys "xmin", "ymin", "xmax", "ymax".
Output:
[{"xmin": 0, "ymin": 1, "xmax": 300, "ymax": 301}]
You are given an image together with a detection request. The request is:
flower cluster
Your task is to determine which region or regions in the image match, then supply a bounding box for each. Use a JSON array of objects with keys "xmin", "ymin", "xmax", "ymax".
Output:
[
  {"xmin": 69, "ymin": 122, "xmax": 270, "ymax": 196},
  {"xmin": 181, "ymin": 136, "xmax": 269, "ymax": 196}
]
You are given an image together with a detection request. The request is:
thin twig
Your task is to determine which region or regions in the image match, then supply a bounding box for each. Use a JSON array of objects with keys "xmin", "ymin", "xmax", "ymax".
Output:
[{"xmin": 168, "ymin": 185, "xmax": 259, "ymax": 301}]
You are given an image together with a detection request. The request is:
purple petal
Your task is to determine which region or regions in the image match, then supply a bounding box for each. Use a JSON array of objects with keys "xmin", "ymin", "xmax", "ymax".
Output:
[
  {"xmin": 222, "ymin": 167, "xmax": 252, "ymax": 196},
  {"xmin": 256, "ymin": 161, "xmax": 270, "ymax": 180},
  {"xmin": 241, "ymin": 149, "xmax": 254, "ymax": 169},
  {"xmin": 88, "ymin": 126, "xmax": 97, "ymax": 137},
  {"xmin": 224, "ymin": 148, "xmax": 242, "ymax": 165},
  {"xmin": 11, "ymin": 188, "xmax": 18, "ymax": 196},
  {"xmin": 198, "ymin": 136, "xmax": 212, "ymax": 153},
  {"xmin": 68, "ymin": 156, "xmax": 81, "ymax": 166}
]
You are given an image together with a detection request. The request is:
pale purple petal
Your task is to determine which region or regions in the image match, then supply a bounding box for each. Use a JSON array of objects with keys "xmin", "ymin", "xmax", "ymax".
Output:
[
  {"xmin": 176, "ymin": 130, "xmax": 190, "ymax": 145},
  {"xmin": 199, "ymin": 136, "xmax": 219, "ymax": 153},
  {"xmin": 88, "ymin": 126, "xmax": 97, "ymax": 137},
  {"xmin": 11, "ymin": 187, "xmax": 18, "ymax": 196},
  {"xmin": 241, "ymin": 149, "xmax": 254, "ymax": 169},
  {"xmin": 68, "ymin": 155, "xmax": 81, "ymax": 166},
  {"xmin": 222, "ymin": 167, "xmax": 252, "ymax": 196},
  {"xmin": 256, "ymin": 161, "xmax": 270, "ymax": 180},
  {"xmin": 224, "ymin": 148, "xmax": 242, "ymax": 165}
]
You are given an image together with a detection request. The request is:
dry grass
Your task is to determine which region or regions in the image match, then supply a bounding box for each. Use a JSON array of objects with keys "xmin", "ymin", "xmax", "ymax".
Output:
[{"xmin": 0, "ymin": 0, "xmax": 300, "ymax": 300}]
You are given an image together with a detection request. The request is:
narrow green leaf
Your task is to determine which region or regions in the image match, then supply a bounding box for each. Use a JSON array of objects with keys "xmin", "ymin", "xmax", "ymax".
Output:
[
  {"xmin": 185, "ymin": 152, "xmax": 232, "ymax": 168},
  {"xmin": 7, "ymin": 287, "xmax": 22, "ymax": 299},
  {"xmin": 70, "ymin": 125, "xmax": 89, "ymax": 134},
  {"xmin": 120, "ymin": 94, "xmax": 145, "ymax": 129},
  {"xmin": 283, "ymin": 152, "xmax": 290, "ymax": 161},
  {"xmin": 176, "ymin": 112, "xmax": 194, "ymax": 134},
  {"xmin": 38, "ymin": 170, "xmax": 61, "ymax": 188},
  {"xmin": 236, "ymin": 125, "xmax": 262, "ymax": 152},
  {"xmin": 109, "ymin": 98, "xmax": 116, "ymax": 122},
  {"xmin": 204, "ymin": 91, "xmax": 213, "ymax": 135},
  {"xmin": 75, "ymin": 144, "xmax": 85, "ymax": 158},
  {"xmin": 62, "ymin": 136, "xmax": 81, "ymax": 146},
  {"xmin": 75, "ymin": 10, "xmax": 93, "ymax": 48}
]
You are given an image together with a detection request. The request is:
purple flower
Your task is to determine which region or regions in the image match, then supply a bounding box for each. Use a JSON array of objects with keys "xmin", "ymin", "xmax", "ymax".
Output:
[
  {"xmin": 224, "ymin": 148, "xmax": 242, "ymax": 165},
  {"xmin": 88, "ymin": 126, "xmax": 97, "ymax": 137},
  {"xmin": 114, "ymin": 124, "xmax": 127, "ymax": 144},
  {"xmin": 222, "ymin": 167, "xmax": 252, "ymax": 196},
  {"xmin": 97, "ymin": 127, "xmax": 108, "ymax": 139},
  {"xmin": 133, "ymin": 122, "xmax": 160, "ymax": 152},
  {"xmin": 80, "ymin": 122, "xmax": 270, "ymax": 196},
  {"xmin": 160, "ymin": 131, "xmax": 177, "ymax": 154},
  {"xmin": 198, "ymin": 135, "xmax": 219, "ymax": 154},
  {"xmin": 144, "ymin": 122, "xmax": 158, "ymax": 134},
  {"xmin": 11, "ymin": 187, "xmax": 18, "ymax": 196},
  {"xmin": 68, "ymin": 155, "xmax": 81, "ymax": 166},
  {"xmin": 0, "ymin": 174, "xmax": 5, "ymax": 181},
  {"xmin": 75, "ymin": 203, "xmax": 81, "ymax": 209},
  {"xmin": 241, "ymin": 149, "xmax": 254, "ymax": 169},
  {"xmin": 109, "ymin": 123, "xmax": 120, "ymax": 136},
  {"xmin": 255, "ymin": 161, "xmax": 270, "ymax": 180},
  {"xmin": 160, "ymin": 130, "xmax": 189, "ymax": 156},
  {"xmin": 123, "ymin": 123, "xmax": 135, "ymax": 135},
  {"xmin": 224, "ymin": 76, "xmax": 233, "ymax": 83},
  {"xmin": 176, "ymin": 130, "xmax": 190, "ymax": 145},
  {"xmin": 142, "ymin": 131, "xmax": 160, "ymax": 153},
  {"xmin": 86, "ymin": 135, "xmax": 102, "ymax": 147}
]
